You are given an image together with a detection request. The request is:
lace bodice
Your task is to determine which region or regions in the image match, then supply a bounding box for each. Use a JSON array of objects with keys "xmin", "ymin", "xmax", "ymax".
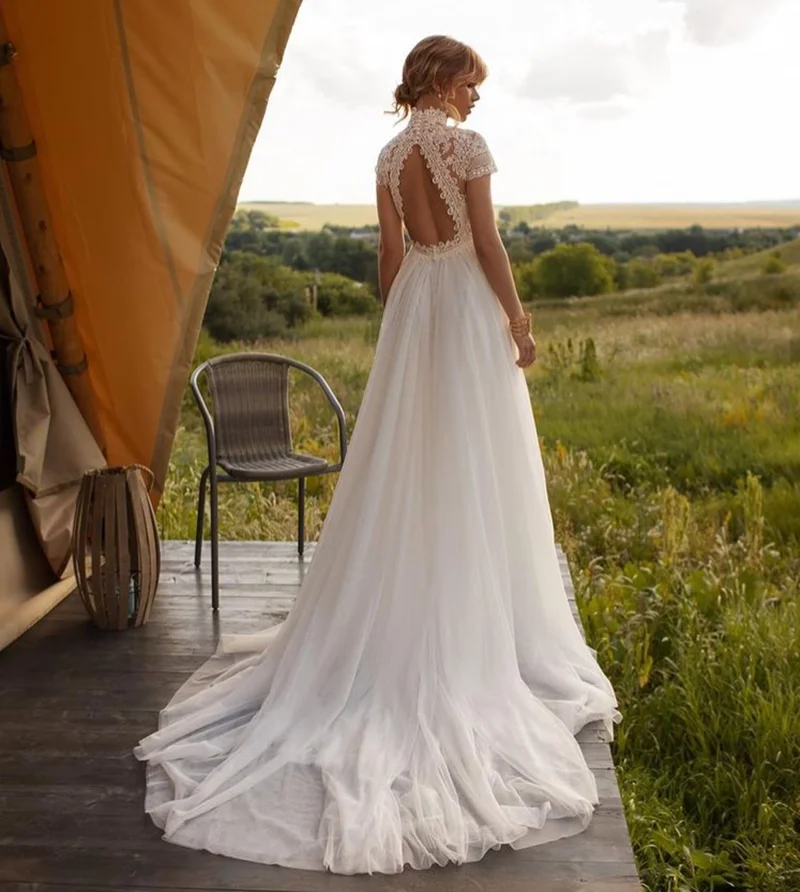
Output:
[{"xmin": 375, "ymin": 108, "xmax": 497, "ymax": 256}]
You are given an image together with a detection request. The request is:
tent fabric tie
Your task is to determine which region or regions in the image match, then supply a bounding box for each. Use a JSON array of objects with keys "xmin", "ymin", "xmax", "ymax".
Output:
[
  {"xmin": 0, "ymin": 323, "xmax": 43, "ymax": 386},
  {"xmin": 0, "ymin": 305, "xmax": 87, "ymax": 379}
]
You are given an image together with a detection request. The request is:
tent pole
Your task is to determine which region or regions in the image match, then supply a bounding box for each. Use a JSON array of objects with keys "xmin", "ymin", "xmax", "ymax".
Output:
[{"xmin": 0, "ymin": 24, "xmax": 106, "ymax": 454}]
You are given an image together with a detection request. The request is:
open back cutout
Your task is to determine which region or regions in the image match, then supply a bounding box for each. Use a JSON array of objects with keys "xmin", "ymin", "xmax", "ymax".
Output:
[
  {"xmin": 375, "ymin": 108, "xmax": 498, "ymax": 256},
  {"xmin": 399, "ymin": 145, "xmax": 458, "ymax": 248}
]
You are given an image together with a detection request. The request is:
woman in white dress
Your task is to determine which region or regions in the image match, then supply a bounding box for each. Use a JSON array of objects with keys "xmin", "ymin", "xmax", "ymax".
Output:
[{"xmin": 134, "ymin": 35, "xmax": 621, "ymax": 875}]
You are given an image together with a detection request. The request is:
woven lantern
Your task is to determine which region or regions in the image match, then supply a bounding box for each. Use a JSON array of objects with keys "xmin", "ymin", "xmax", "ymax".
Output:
[{"xmin": 72, "ymin": 465, "xmax": 160, "ymax": 630}]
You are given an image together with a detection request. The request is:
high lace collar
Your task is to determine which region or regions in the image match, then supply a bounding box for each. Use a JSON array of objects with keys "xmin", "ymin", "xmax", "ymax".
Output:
[{"xmin": 408, "ymin": 107, "xmax": 448, "ymax": 129}]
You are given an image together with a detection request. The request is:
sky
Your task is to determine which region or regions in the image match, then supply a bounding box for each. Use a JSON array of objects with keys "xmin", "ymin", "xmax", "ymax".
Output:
[{"xmin": 238, "ymin": 0, "xmax": 799, "ymax": 206}]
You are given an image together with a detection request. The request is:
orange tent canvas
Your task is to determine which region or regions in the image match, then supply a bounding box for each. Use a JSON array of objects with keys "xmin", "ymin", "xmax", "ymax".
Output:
[
  {"xmin": 0, "ymin": 0, "xmax": 301, "ymax": 646},
  {"xmin": 2, "ymin": 0, "xmax": 301, "ymax": 496}
]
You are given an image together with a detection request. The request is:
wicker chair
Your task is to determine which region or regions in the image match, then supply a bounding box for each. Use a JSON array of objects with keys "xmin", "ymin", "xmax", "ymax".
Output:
[{"xmin": 191, "ymin": 353, "xmax": 348, "ymax": 610}]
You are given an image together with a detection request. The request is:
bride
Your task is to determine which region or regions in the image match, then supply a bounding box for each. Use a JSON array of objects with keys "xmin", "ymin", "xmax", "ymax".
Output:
[{"xmin": 134, "ymin": 34, "xmax": 621, "ymax": 875}]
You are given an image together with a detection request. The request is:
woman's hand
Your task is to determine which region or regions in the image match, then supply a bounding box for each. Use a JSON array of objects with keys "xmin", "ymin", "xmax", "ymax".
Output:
[{"xmin": 513, "ymin": 331, "xmax": 537, "ymax": 369}]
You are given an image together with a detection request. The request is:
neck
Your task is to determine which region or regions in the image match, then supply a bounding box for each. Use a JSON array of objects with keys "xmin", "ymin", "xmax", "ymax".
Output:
[{"xmin": 414, "ymin": 97, "xmax": 446, "ymax": 113}]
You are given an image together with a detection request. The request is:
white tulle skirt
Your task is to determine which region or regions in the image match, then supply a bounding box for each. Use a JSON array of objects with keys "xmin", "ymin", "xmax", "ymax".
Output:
[{"xmin": 134, "ymin": 240, "xmax": 621, "ymax": 874}]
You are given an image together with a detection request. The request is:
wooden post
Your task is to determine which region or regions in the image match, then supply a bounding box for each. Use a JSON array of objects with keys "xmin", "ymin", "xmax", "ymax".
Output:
[{"xmin": 0, "ymin": 21, "xmax": 106, "ymax": 453}]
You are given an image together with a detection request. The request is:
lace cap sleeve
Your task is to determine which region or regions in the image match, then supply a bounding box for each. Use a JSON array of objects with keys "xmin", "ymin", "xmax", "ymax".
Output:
[
  {"xmin": 464, "ymin": 131, "xmax": 498, "ymax": 181},
  {"xmin": 375, "ymin": 145, "xmax": 390, "ymax": 188}
]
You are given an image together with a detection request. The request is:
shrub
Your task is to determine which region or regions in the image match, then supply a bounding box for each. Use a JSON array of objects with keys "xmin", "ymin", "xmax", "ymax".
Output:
[
  {"xmin": 536, "ymin": 242, "xmax": 616, "ymax": 298},
  {"xmin": 762, "ymin": 252, "xmax": 786, "ymax": 275},
  {"xmin": 628, "ymin": 258, "xmax": 662, "ymax": 289},
  {"xmin": 692, "ymin": 257, "xmax": 716, "ymax": 286},
  {"xmin": 314, "ymin": 272, "xmax": 377, "ymax": 317}
]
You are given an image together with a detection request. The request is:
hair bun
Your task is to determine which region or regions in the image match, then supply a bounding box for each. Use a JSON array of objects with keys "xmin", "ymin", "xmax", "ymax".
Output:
[
  {"xmin": 394, "ymin": 81, "xmax": 414, "ymax": 104},
  {"xmin": 392, "ymin": 81, "xmax": 415, "ymax": 118}
]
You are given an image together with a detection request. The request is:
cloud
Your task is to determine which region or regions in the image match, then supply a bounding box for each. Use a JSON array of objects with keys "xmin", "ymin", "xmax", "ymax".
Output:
[
  {"xmin": 290, "ymin": 45, "xmax": 388, "ymax": 109},
  {"xmin": 577, "ymin": 103, "xmax": 632, "ymax": 121},
  {"xmin": 658, "ymin": 0, "xmax": 785, "ymax": 46},
  {"xmin": 520, "ymin": 30, "xmax": 670, "ymax": 106}
]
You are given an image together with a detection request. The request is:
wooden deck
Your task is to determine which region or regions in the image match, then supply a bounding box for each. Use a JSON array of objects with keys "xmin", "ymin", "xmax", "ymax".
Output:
[{"xmin": 0, "ymin": 541, "xmax": 641, "ymax": 892}]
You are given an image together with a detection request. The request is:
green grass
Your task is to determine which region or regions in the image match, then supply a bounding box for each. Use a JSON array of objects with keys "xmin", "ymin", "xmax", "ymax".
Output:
[
  {"xmin": 162, "ymin": 296, "xmax": 800, "ymax": 891},
  {"xmin": 558, "ymin": 466, "xmax": 800, "ymax": 892},
  {"xmin": 719, "ymin": 237, "xmax": 800, "ymax": 276},
  {"xmin": 532, "ymin": 268, "xmax": 800, "ymax": 321},
  {"xmin": 530, "ymin": 324, "xmax": 800, "ymax": 494}
]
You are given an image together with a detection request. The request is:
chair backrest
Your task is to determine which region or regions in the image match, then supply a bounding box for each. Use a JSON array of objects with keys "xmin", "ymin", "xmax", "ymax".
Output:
[{"xmin": 197, "ymin": 354, "xmax": 292, "ymax": 464}]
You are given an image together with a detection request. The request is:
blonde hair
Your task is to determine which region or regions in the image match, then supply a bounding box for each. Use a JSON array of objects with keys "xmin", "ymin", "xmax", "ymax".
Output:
[{"xmin": 392, "ymin": 36, "xmax": 488, "ymax": 121}]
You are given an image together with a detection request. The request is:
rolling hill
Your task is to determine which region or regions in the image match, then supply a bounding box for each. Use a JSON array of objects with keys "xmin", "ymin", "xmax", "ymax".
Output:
[{"xmin": 718, "ymin": 237, "xmax": 800, "ymax": 276}]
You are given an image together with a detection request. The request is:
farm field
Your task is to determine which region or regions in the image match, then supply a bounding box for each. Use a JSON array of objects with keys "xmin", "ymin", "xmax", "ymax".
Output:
[{"xmin": 237, "ymin": 200, "xmax": 800, "ymax": 232}]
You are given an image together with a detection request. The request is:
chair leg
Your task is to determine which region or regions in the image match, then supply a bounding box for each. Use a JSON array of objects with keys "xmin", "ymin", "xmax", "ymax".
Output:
[
  {"xmin": 194, "ymin": 467, "xmax": 210, "ymax": 568},
  {"xmin": 298, "ymin": 476, "xmax": 305, "ymax": 558},
  {"xmin": 210, "ymin": 468, "xmax": 220, "ymax": 611}
]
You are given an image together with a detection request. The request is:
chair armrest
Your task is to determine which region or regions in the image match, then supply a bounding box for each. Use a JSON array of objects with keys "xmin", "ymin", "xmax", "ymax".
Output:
[
  {"xmin": 189, "ymin": 363, "xmax": 218, "ymax": 469},
  {"xmin": 290, "ymin": 361, "xmax": 348, "ymax": 465}
]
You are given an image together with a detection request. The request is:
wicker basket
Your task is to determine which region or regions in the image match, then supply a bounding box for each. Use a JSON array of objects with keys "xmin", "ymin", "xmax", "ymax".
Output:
[{"xmin": 72, "ymin": 465, "xmax": 160, "ymax": 630}]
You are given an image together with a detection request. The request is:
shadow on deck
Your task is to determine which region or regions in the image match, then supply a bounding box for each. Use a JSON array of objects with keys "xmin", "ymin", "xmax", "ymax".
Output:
[{"xmin": 0, "ymin": 541, "xmax": 641, "ymax": 891}]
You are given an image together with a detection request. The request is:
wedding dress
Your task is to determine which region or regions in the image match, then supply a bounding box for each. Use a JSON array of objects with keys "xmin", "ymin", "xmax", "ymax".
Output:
[{"xmin": 134, "ymin": 107, "xmax": 621, "ymax": 875}]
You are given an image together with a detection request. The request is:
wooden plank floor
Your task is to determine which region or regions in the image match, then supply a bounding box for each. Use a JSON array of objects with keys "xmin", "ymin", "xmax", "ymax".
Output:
[{"xmin": 0, "ymin": 541, "xmax": 640, "ymax": 892}]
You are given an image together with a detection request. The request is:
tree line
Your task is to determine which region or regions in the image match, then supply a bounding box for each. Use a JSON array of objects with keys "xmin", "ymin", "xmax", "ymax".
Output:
[{"xmin": 203, "ymin": 210, "xmax": 798, "ymax": 342}]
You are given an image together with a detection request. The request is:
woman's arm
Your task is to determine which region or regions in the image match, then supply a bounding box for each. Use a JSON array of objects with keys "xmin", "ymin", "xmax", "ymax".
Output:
[
  {"xmin": 466, "ymin": 174, "xmax": 536, "ymax": 368},
  {"xmin": 465, "ymin": 175, "xmax": 525, "ymax": 321},
  {"xmin": 377, "ymin": 185, "xmax": 405, "ymax": 305}
]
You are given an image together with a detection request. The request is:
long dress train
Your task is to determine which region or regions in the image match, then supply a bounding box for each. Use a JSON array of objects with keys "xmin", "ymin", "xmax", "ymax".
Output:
[{"xmin": 134, "ymin": 107, "xmax": 621, "ymax": 875}]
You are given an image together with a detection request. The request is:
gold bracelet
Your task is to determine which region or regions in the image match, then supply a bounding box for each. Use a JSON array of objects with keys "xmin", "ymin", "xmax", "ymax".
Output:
[{"xmin": 509, "ymin": 312, "xmax": 532, "ymax": 336}]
